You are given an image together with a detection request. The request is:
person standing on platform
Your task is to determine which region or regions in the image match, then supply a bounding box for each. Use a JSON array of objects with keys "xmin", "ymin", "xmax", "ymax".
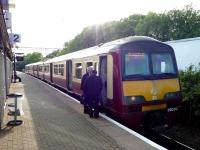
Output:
[
  {"xmin": 83, "ymin": 70, "xmax": 102, "ymax": 118},
  {"xmin": 81, "ymin": 66, "xmax": 93, "ymax": 113}
]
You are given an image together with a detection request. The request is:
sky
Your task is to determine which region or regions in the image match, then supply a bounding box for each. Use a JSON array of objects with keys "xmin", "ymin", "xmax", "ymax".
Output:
[{"xmin": 10, "ymin": 0, "xmax": 200, "ymax": 55}]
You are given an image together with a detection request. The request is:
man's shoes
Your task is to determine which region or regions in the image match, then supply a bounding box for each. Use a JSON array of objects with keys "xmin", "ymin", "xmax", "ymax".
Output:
[
  {"xmin": 89, "ymin": 114, "xmax": 93, "ymax": 118},
  {"xmin": 94, "ymin": 114, "xmax": 99, "ymax": 118},
  {"xmin": 83, "ymin": 106, "xmax": 88, "ymax": 114},
  {"xmin": 84, "ymin": 109, "xmax": 88, "ymax": 114}
]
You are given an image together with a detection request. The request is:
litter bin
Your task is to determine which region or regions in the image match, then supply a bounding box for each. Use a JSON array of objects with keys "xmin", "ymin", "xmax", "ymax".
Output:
[{"xmin": 7, "ymin": 93, "xmax": 23, "ymax": 126}]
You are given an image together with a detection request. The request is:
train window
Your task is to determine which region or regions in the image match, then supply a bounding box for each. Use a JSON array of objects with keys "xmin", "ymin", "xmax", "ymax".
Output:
[
  {"xmin": 44, "ymin": 65, "xmax": 49, "ymax": 73},
  {"xmin": 94, "ymin": 62, "xmax": 98, "ymax": 73},
  {"xmin": 58, "ymin": 64, "xmax": 64, "ymax": 76},
  {"xmin": 151, "ymin": 53, "xmax": 176, "ymax": 74},
  {"xmin": 124, "ymin": 53, "xmax": 150, "ymax": 76},
  {"xmin": 39, "ymin": 66, "xmax": 42, "ymax": 72},
  {"xmin": 86, "ymin": 62, "xmax": 93, "ymax": 67},
  {"xmin": 54, "ymin": 65, "xmax": 58, "ymax": 75},
  {"xmin": 75, "ymin": 63, "xmax": 82, "ymax": 79},
  {"xmin": 33, "ymin": 66, "xmax": 37, "ymax": 71}
]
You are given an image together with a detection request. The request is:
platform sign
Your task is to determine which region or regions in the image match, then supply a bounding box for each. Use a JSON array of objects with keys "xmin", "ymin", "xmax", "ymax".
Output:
[{"xmin": 9, "ymin": 33, "xmax": 21, "ymax": 44}]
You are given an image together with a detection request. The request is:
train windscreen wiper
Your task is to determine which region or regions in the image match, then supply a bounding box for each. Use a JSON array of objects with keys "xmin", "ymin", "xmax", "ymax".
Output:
[
  {"xmin": 125, "ymin": 74, "xmax": 149, "ymax": 80},
  {"xmin": 160, "ymin": 73, "xmax": 177, "ymax": 76},
  {"xmin": 157, "ymin": 73, "xmax": 177, "ymax": 79}
]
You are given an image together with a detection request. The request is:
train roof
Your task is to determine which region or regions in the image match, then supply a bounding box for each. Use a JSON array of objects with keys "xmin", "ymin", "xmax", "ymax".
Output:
[
  {"xmin": 26, "ymin": 61, "xmax": 44, "ymax": 67},
  {"xmin": 26, "ymin": 36, "xmax": 161, "ymax": 66},
  {"xmin": 44, "ymin": 36, "xmax": 159, "ymax": 63}
]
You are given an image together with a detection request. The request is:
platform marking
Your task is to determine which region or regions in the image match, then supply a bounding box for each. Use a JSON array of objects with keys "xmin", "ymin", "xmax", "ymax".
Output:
[{"xmin": 27, "ymin": 74, "xmax": 167, "ymax": 150}]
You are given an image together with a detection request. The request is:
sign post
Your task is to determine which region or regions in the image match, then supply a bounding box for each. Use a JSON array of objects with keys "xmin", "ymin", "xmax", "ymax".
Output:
[{"xmin": 9, "ymin": 33, "xmax": 22, "ymax": 82}]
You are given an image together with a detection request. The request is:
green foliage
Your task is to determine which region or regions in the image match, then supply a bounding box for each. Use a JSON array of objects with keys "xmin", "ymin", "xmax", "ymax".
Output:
[
  {"xmin": 45, "ymin": 6, "xmax": 200, "ymax": 58},
  {"xmin": 136, "ymin": 5, "xmax": 200, "ymax": 41},
  {"xmin": 180, "ymin": 64, "xmax": 200, "ymax": 117},
  {"xmin": 135, "ymin": 12, "xmax": 169, "ymax": 41},
  {"xmin": 45, "ymin": 50, "xmax": 60, "ymax": 58},
  {"xmin": 166, "ymin": 5, "xmax": 200, "ymax": 40},
  {"xmin": 24, "ymin": 52, "xmax": 43, "ymax": 64},
  {"xmin": 45, "ymin": 14, "xmax": 143, "ymax": 57}
]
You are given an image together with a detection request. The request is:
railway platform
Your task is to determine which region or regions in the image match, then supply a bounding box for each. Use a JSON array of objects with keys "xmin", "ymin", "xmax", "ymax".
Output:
[{"xmin": 0, "ymin": 72, "xmax": 165, "ymax": 150}]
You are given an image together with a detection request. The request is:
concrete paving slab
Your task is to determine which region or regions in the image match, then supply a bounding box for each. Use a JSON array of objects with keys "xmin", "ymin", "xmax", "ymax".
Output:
[{"xmin": 0, "ymin": 72, "xmax": 159, "ymax": 150}]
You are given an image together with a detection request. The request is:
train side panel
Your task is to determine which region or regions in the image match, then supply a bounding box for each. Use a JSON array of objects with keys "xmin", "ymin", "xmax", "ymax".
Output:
[
  {"xmin": 71, "ymin": 56, "xmax": 99, "ymax": 95},
  {"xmin": 38, "ymin": 64, "xmax": 44, "ymax": 79},
  {"xmin": 52, "ymin": 61, "xmax": 67, "ymax": 89},
  {"xmin": 43, "ymin": 63, "xmax": 51, "ymax": 83}
]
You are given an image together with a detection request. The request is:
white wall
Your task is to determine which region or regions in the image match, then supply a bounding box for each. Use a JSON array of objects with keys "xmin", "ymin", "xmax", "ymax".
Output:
[{"xmin": 165, "ymin": 38, "xmax": 200, "ymax": 70}]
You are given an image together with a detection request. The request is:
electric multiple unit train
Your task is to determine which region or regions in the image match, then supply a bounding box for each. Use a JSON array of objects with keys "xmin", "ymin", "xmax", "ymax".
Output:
[{"xmin": 25, "ymin": 36, "xmax": 182, "ymax": 128}]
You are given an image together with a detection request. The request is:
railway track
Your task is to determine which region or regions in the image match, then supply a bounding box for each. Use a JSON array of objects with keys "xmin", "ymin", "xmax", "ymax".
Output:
[{"xmin": 140, "ymin": 129, "xmax": 195, "ymax": 150}]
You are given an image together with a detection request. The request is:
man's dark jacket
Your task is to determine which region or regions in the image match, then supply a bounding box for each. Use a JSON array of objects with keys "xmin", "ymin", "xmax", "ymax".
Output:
[
  {"xmin": 81, "ymin": 73, "xmax": 89, "ymax": 92},
  {"xmin": 83, "ymin": 74, "xmax": 102, "ymax": 100}
]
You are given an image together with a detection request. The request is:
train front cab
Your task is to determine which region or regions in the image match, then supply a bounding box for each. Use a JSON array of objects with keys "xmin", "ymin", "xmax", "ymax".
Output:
[
  {"xmin": 100, "ymin": 40, "xmax": 182, "ymax": 129},
  {"xmin": 121, "ymin": 41, "xmax": 181, "ymax": 129}
]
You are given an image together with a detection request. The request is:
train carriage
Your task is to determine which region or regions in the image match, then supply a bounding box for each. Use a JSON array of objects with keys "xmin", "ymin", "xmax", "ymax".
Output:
[
  {"xmin": 26, "ymin": 36, "xmax": 182, "ymax": 129},
  {"xmin": 26, "ymin": 62, "xmax": 37, "ymax": 77}
]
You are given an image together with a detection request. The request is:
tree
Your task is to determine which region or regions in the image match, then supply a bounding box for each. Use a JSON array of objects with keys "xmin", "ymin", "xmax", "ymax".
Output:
[
  {"xmin": 166, "ymin": 5, "xmax": 200, "ymax": 40},
  {"xmin": 115, "ymin": 14, "xmax": 145, "ymax": 39},
  {"xmin": 135, "ymin": 5, "xmax": 200, "ymax": 41},
  {"xmin": 24, "ymin": 52, "xmax": 43, "ymax": 64},
  {"xmin": 45, "ymin": 5, "xmax": 200, "ymax": 59},
  {"xmin": 135, "ymin": 12, "xmax": 170, "ymax": 41},
  {"xmin": 45, "ymin": 50, "xmax": 60, "ymax": 58},
  {"xmin": 180, "ymin": 64, "xmax": 200, "ymax": 120}
]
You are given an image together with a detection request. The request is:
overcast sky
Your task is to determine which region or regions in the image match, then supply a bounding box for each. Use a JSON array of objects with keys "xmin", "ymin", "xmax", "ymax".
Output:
[{"xmin": 11, "ymin": 0, "xmax": 200, "ymax": 55}]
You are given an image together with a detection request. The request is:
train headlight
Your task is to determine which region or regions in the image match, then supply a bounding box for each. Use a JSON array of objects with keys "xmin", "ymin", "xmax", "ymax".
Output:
[
  {"xmin": 164, "ymin": 91, "xmax": 181, "ymax": 100},
  {"xmin": 123, "ymin": 96, "xmax": 145, "ymax": 105}
]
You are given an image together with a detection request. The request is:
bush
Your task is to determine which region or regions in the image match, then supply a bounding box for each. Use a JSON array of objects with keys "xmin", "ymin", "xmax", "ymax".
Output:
[{"xmin": 180, "ymin": 64, "xmax": 200, "ymax": 119}]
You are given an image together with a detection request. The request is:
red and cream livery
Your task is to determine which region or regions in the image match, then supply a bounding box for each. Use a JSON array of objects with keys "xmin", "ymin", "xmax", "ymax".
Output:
[{"xmin": 25, "ymin": 36, "xmax": 182, "ymax": 128}]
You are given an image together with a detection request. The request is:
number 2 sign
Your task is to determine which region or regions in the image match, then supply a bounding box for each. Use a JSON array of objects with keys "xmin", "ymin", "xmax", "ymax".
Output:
[{"xmin": 9, "ymin": 33, "xmax": 21, "ymax": 43}]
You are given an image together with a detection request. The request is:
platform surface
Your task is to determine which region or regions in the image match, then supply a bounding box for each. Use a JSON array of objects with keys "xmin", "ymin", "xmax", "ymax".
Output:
[{"xmin": 0, "ymin": 72, "xmax": 158, "ymax": 150}]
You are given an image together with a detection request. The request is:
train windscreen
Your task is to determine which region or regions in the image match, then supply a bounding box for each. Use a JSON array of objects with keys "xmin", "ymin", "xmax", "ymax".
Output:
[
  {"xmin": 151, "ymin": 53, "xmax": 176, "ymax": 75},
  {"xmin": 124, "ymin": 52, "xmax": 150, "ymax": 76},
  {"xmin": 123, "ymin": 51, "xmax": 177, "ymax": 80}
]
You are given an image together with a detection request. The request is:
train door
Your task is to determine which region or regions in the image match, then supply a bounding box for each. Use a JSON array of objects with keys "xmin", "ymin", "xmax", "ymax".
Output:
[
  {"xmin": 50, "ymin": 63, "xmax": 53, "ymax": 83},
  {"xmin": 66, "ymin": 60, "xmax": 72, "ymax": 90},
  {"xmin": 99, "ymin": 56, "xmax": 107, "ymax": 105}
]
